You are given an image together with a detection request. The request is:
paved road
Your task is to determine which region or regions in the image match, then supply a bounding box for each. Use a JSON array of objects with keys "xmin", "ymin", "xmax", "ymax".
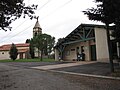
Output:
[
  {"xmin": 0, "ymin": 62, "xmax": 120, "ymax": 90},
  {"xmin": 53, "ymin": 62, "xmax": 112, "ymax": 76}
]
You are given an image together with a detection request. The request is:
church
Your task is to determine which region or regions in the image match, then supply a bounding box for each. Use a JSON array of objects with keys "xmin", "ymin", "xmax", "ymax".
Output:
[
  {"xmin": 32, "ymin": 17, "xmax": 43, "ymax": 58},
  {"xmin": 0, "ymin": 18, "xmax": 42, "ymax": 60},
  {"xmin": 33, "ymin": 18, "xmax": 42, "ymax": 36},
  {"xmin": 54, "ymin": 24, "xmax": 118, "ymax": 62}
]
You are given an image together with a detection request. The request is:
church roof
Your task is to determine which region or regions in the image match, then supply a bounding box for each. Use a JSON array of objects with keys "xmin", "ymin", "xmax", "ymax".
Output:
[{"xmin": 33, "ymin": 19, "xmax": 41, "ymax": 29}]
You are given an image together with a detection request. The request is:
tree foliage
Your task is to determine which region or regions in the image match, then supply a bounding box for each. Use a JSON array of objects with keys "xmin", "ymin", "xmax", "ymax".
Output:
[
  {"xmin": 83, "ymin": 0, "xmax": 120, "ymax": 40},
  {"xmin": 29, "ymin": 38, "xmax": 35, "ymax": 59},
  {"xmin": 46, "ymin": 34, "xmax": 55, "ymax": 58},
  {"xmin": 0, "ymin": 0, "xmax": 37, "ymax": 31},
  {"xmin": 83, "ymin": 0, "xmax": 120, "ymax": 25},
  {"xmin": 9, "ymin": 43, "xmax": 18, "ymax": 60},
  {"xmin": 33, "ymin": 34, "xmax": 55, "ymax": 61},
  {"xmin": 26, "ymin": 39, "xmax": 31, "ymax": 43},
  {"xmin": 82, "ymin": 0, "xmax": 120, "ymax": 72}
]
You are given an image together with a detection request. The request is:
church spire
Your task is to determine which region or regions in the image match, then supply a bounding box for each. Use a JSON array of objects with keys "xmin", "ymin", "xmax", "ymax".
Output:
[
  {"xmin": 33, "ymin": 17, "xmax": 42, "ymax": 37},
  {"xmin": 34, "ymin": 16, "xmax": 41, "ymax": 29}
]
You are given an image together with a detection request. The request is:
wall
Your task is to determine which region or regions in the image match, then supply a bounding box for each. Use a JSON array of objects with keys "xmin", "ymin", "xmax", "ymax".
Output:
[
  {"xmin": 63, "ymin": 40, "xmax": 95, "ymax": 61},
  {"xmin": 95, "ymin": 27, "xmax": 109, "ymax": 62},
  {"xmin": 0, "ymin": 46, "xmax": 29, "ymax": 60},
  {"xmin": 55, "ymin": 49, "xmax": 59, "ymax": 61},
  {"xmin": 63, "ymin": 44, "xmax": 76, "ymax": 61},
  {"xmin": 17, "ymin": 46, "xmax": 29, "ymax": 50},
  {"xmin": 0, "ymin": 51, "xmax": 10, "ymax": 60}
]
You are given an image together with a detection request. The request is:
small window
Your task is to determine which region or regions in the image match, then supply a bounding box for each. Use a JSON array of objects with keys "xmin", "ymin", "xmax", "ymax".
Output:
[{"xmin": 2, "ymin": 52, "xmax": 4, "ymax": 54}]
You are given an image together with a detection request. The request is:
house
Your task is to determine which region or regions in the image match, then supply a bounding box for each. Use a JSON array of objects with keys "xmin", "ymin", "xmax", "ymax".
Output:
[
  {"xmin": 0, "ymin": 18, "xmax": 43, "ymax": 60},
  {"xmin": 54, "ymin": 24, "xmax": 118, "ymax": 62},
  {"xmin": 0, "ymin": 43, "xmax": 30, "ymax": 60}
]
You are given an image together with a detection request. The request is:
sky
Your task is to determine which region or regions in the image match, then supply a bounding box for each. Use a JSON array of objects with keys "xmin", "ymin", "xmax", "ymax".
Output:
[{"xmin": 0, "ymin": 0, "xmax": 103, "ymax": 46}]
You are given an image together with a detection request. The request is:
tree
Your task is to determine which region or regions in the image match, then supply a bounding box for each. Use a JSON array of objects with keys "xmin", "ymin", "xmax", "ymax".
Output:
[
  {"xmin": 26, "ymin": 39, "xmax": 31, "ymax": 43},
  {"xmin": 29, "ymin": 39, "xmax": 35, "ymax": 59},
  {"xmin": 45, "ymin": 34, "xmax": 55, "ymax": 58},
  {"xmin": 33, "ymin": 34, "xmax": 55, "ymax": 61},
  {"xmin": 9, "ymin": 43, "xmax": 18, "ymax": 61},
  {"xmin": 33, "ymin": 34, "xmax": 44, "ymax": 61},
  {"xmin": 0, "ymin": 0, "xmax": 37, "ymax": 31},
  {"xmin": 56, "ymin": 38, "xmax": 65, "ymax": 59},
  {"xmin": 83, "ymin": 0, "xmax": 120, "ymax": 72},
  {"xmin": 25, "ymin": 39, "xmax": 35, "ymax": 58}
]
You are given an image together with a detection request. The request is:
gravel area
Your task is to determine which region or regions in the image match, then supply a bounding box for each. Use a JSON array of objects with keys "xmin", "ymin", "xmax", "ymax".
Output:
[
  {"xmin": 0, "ymin": 62, "xmax": 120, "ymax": 90},
  {"xmin": 3, "ymin": 61, "xmax": 73, "ymax": 68}
]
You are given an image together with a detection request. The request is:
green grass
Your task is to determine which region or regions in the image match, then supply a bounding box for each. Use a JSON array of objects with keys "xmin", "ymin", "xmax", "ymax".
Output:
[{"xmin": 0, "ymin": 58, "xmax": 55, "ymax": 62}]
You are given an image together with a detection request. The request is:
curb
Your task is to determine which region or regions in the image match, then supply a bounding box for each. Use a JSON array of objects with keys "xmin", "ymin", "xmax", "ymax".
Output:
[
  {"xmin": 49, "ymin": 70, "xmax": 120, "ymax": 80},
  {"xmin": 32, "ymin": 68, "xmax": 120, "ymax": 80}
]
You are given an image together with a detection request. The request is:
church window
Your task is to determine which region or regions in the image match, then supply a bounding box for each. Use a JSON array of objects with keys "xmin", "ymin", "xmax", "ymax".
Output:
[{"xmin": 35, "ymin": 32, "xmax": 37, "ymax": 36}]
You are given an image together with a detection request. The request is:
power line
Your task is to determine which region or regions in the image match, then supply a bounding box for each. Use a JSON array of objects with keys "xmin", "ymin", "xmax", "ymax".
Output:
[
  {"xmin": 1, "ymin": 0, "xmax": 51, "ymax": 38},
  {"xmin": 1, "ymin": 0, "xmax": 72, "ymax": 44},
  {"xmin": 5, "ymin": 25, "xmax": 33, "ymax": 41},
  {"xmin": 37, "ymin": 0, "xmax": 51, "ymax": 11},
  {"xmin": 0, "ymin": 0, "xmax": 72, "ymax": 44},
  {"xmin": 0, "ymin": 0, "xmax": 52, "ymax": 43},
  {"xmin": 41, "ymin": 0, "xmax": 72, "ymax": 20}
]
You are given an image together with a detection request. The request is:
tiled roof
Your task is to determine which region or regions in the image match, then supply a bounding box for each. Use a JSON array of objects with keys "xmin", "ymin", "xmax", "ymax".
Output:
[
  {"xmin": 16, "ymin": 43, "xmax": 29, "ymax": 47},
  {"xmin": 0, "ymin": 43, "xmax": 29, "ymax": 51}
]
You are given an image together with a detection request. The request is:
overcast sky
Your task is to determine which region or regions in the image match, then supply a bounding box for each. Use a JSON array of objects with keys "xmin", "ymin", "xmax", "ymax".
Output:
[{"xmin": 0, "ymin": 0, "xmax": 103, "ymax": 46}]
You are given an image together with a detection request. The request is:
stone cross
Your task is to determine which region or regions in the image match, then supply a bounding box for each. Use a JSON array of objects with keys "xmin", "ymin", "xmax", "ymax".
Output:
[{"xmin": 37, "ymin": 16, "xmax": 39, "ymax": 21}]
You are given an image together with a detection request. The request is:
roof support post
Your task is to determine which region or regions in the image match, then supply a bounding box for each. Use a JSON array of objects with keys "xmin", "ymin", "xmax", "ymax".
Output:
[
  {"xmin": 86, "ymin": 29, "xmax": 92, "ymax": 38},
  {"xmin": 83, "ymin": 28, "xmax": 86, "ymax": 39},
  {"xmin": 57, "ymin": 45, "xmax": 66, "ymax": 60}
]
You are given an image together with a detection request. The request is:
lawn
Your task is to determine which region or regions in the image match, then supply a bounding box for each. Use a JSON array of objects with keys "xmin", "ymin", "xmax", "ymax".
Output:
[{"xmin": 0, "ymin": 58, "xmax": 55, "ymax": 62}]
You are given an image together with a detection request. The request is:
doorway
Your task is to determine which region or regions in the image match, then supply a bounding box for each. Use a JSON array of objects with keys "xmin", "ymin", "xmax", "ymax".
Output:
[
  {"xmin": 90, "ymin": 45, "xmax": 96, "ymax": 61},
  {"xmin": 19, "ymin": 53, "xmax": 23, "ymax": 59}
]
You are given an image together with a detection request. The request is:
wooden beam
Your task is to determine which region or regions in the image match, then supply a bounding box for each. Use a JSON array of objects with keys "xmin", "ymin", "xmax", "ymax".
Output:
[
  {"xmin": 63, "ymin": 37, "xmax": 95, "ymax": 45},
  {"xmin": 86, "ymin": 29, "xmax": 93, "ymax": 38}
]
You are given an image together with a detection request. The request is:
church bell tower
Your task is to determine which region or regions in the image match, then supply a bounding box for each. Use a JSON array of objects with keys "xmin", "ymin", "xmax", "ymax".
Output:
[{"xmin": 33, "ymin": 17, "xmax": 42, "ymax": 37}]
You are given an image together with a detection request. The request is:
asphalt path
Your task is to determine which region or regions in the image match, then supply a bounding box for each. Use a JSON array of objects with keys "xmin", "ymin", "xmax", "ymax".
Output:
[
  {"xmin": 53, "ymin": 62, "xmax": 111, "ymax": 76},
  {"xmin": 0, "ymin": 62, "xmax": 120, "ymax": 90}
]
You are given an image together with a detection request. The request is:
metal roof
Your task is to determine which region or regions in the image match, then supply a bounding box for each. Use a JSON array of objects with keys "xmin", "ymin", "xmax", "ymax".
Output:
[{"xmin": 55, "ymin": 24, "xmax": 105, "ymax": 48}]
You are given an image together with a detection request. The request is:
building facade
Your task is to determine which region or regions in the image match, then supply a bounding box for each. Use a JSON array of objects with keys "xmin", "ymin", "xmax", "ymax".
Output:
[
  {"xmin": 33, "ymin": 18, "xmax": 42, "ymax": 37},
  {"xmin": 0, "ymin": 43, "xmax": 30, "ymax": 60},
  {"xmin": 33, "ymin": 18, "xmax": 43, "ymax": 58},
  {"xmin": 55, "ymin": 24, "xmax": 118, "ymax": 62},
  {"xmin": 0, "ymin": 18, "xmax": 42, "ymax": 60}
]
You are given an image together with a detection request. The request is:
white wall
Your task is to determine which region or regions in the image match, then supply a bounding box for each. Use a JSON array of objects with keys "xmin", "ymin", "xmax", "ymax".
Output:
[
  {"xmin": 55, "ymin": 49, "xmax": 59, "ymax": 61},
  {"xmin": 0, "ymin": 51, "xmax": 10, "ymax": 60},
  {"xmin": 95, "ymin": 27, "xmax": 109, "ymax": 62},
  {"xmin": 63, "ymin": 41, "xmax": 93, "ymax": 61}
]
